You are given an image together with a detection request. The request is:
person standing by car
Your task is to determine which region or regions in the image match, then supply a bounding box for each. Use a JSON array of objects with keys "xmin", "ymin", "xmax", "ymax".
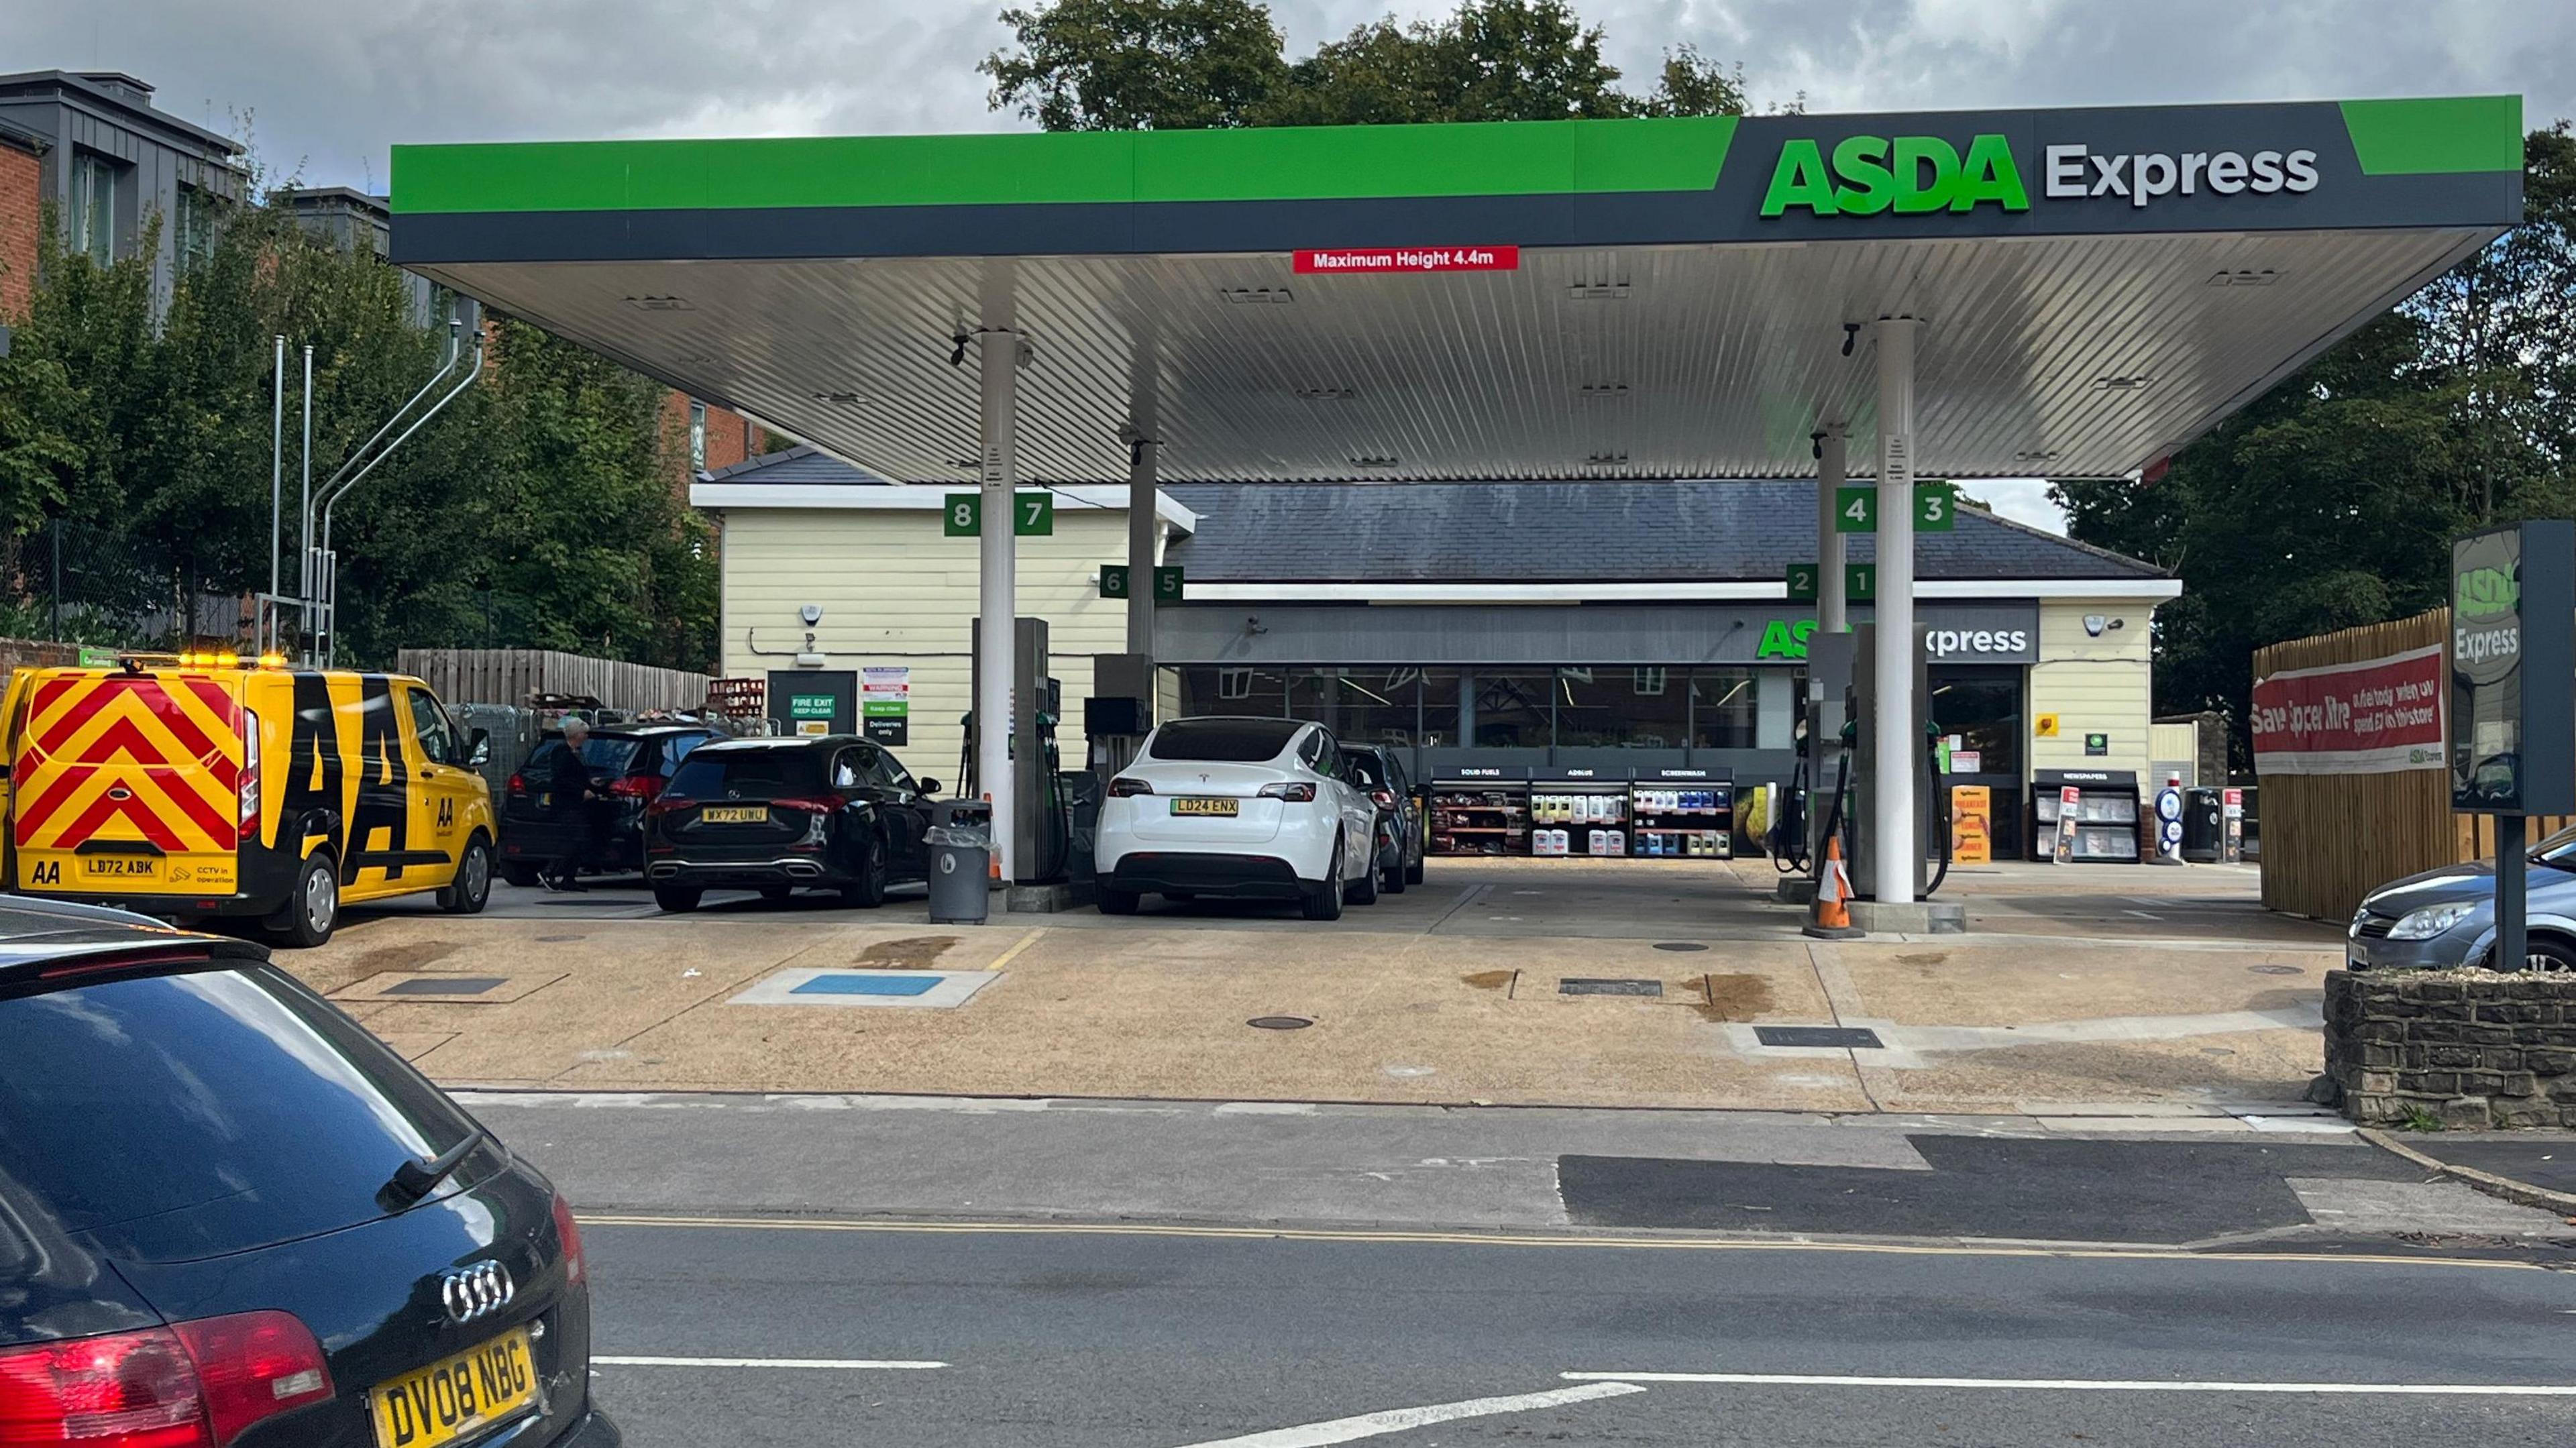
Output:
[{"xmin": 542, "ymin": 716, "xmax": 604, "ymax": 891}]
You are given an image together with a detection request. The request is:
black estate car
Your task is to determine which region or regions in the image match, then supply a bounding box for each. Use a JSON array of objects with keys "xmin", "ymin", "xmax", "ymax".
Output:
[
  {"xmin": 0, "ymin": 897, "xmax": 616, "ymax": 1448},
  {"xmin": 499, "ymin": 724, "xmax": 722, "ymax": 885},
  {"xmin": 1339, "ymin": 743, "xmax": 1426, "ymax": 894},
  {"xmin": 643, "ymin": 735, "xmax": 943, "ymax": 912}
]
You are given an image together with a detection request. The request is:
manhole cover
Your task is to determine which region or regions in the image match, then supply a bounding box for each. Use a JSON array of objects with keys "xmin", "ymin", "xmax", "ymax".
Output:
[
  {"xmin": 1754, "ymin": 1025, "xmax": 1884, "ymax": 1050},
  {"xmin": 1652, "ymin": 942, "xmax": 1709, "ymax": 952},
  {"xmin": 2249, "ymin": 964, "xmax": 2303, "ymax": 976},
  {"xmin": 1248, "ymin": 1015, "xmax": 1314, "ymax": 1030},
  {"xmin": 382, "ymin": 977, "xmax": 507, "ymax": 997},
  {"xmin": 1560, "ymin": 979, "xmax": 1663, "ymax": 997}
]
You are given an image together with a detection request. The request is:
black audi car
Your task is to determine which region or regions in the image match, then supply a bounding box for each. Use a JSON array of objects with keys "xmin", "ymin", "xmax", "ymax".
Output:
[
  {"xmin": 498, "ymin": 724, "xmax": 723, "ymax": 885},
  {"xmin": 0, "ymin": 897, "xmax": 616, "ymax": 1448},
  {"xmin": 643, "ymin": 735, "xmax": 943, "ymax": 912}
]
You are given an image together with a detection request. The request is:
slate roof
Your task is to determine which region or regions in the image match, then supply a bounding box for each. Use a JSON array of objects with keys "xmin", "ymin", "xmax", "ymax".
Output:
[
  {"xmin": 696, "ymin": 444, "xmax": 895, "ymax": 486},
  {"xmin": 693, "ymin": 448, "xmax": 2163, "ymax": 584},
  {"xmin": 1159, "ymin": 481, "xmax": 2163, "ymax": 584}
]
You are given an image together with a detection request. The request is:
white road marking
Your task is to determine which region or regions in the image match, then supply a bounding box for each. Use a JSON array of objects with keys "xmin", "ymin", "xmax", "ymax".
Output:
[
  {"xmin": 1169, "ymin": 1382, "xmax": 1645, "ymax": 1447},
  {"xmin": 592, "ymin": 1355, "xmax": 947, "ymax": 1370},
  {"xmin": 1562, "ymin": 1372, "xmax": 2576, "ymax": 1396}
]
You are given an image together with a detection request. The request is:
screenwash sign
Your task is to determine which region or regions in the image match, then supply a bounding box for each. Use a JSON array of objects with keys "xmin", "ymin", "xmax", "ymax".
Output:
[{"xmin": 2249, "ymin": 643, "xmax": 2445, "ymax": 776}]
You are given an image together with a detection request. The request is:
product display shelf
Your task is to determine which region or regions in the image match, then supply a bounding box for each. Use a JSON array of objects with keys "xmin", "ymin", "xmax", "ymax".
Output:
[
  {"xmin": 1628, "ymin": 765, "xmax": 1735, "ymax": 860},
  {"xmin": 1427, "ymin": 766, "xmax": 1531, "ymax": 857},
  {"xmin": 1528, "ymin": 767, "xmax": 1637, "ymax": 857}
]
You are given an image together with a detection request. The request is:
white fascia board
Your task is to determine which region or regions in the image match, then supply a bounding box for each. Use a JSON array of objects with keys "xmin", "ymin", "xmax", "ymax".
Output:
[
  {"xmin": 1183, "ymin": 579, "xmax": 2182, "ymax": 604},
  {"xmin": 690, "ymin": 482, "xmax": 1199, "ymax": 535}
]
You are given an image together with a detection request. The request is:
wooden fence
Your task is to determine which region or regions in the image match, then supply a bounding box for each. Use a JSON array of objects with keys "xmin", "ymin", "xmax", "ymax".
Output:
[
  {"xmin": 2255, "ymin": 608, "xmax": 2573, "ymax": 921},
  {"xmin": 396, "ymin": 649, "xmax": 716, "ymax": 713}
]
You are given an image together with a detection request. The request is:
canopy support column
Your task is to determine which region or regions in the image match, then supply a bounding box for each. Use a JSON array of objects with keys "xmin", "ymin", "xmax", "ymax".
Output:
[
  {"xmin": 1126, "ymin": 439, "xmax": 1158, "ymax": 656},
  {"xmin": 1872, "ymin": 317, "xmax": 1919, "ymax": 905},
  {"xmin": 977, "ymin": 329, "xmax": 1020, "ymax": 893}
]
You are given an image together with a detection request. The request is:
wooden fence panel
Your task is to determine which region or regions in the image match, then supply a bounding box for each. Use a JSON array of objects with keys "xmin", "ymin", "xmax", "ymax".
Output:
[
  {"xmin": 2253, "ymin": 612, "xmax": 2451, "ymax": 922},
  {"xmin": 396, "ymin": 649, "xmax": 716, "ymax": 714},
  {"xmin": 2253, "ymin": 608, "xmax": 2569, "ymax": 922}
]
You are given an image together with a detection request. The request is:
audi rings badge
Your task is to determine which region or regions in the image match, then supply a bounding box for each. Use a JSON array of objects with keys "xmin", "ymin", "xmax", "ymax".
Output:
[{"xmin": 440, "ymin": 1261, "xmax": 515, "ymax": 1325}]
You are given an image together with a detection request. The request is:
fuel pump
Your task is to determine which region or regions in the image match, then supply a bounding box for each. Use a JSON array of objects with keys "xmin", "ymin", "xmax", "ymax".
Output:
[{"xmin": 963, "ymin": 616, "xmax": 1072, "ymax": 885}]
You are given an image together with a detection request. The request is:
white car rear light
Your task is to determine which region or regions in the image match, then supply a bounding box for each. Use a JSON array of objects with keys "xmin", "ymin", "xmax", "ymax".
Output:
[
  {"xmin": 1108, "ymin": 777, "xmax": 1155, "ymax": 797},
  {"xmin": 1258, "ymin": 782, "xmax": 1316, "ymax": 802}
]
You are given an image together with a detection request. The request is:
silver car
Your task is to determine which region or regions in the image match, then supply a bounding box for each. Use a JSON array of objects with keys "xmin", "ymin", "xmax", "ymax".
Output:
[{"xmin": 2347, "ymin": 824, "xmax": 2576, "ymax": 972}]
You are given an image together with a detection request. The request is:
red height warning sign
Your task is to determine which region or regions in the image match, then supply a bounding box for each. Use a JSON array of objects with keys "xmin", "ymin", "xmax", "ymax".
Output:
[
  {"xmin": 1293, "ymin": 245, "xmax": 1520, "ymax": 274},
  {"xmin": 2249, "ymin": 642, "xmax": 2445, "ymax": 776}
]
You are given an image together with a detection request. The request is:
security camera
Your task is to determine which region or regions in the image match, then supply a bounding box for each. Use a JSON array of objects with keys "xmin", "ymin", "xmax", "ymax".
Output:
[
  {"xmin": 799, "ymin": 604, "xmax": 824, "ymax": 626},
  {"xmin": 1246, "ymin": 616, "xmax": 1269, "ymax": 636}
]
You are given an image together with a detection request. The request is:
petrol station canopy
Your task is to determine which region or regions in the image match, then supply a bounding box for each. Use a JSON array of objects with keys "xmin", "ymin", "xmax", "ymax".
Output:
[{"xmin": 390, "ymin": 97, "xmax": 2522, "ymax": 485}]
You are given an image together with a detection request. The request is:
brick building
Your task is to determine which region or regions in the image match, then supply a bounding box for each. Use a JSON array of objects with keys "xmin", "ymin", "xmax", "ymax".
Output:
[
  {"xmin": 0, "ymin": 117, "xmax": 43, "ymax": 321},
  {"xmin": 665, "ymin": 392, "xmax": 767, "ymax": 486}
]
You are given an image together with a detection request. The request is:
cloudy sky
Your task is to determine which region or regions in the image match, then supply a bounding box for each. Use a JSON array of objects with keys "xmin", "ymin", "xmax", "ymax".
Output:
[{"xmin": 22, "ymin": 0, "xmax": 2569, "ymax": 526}]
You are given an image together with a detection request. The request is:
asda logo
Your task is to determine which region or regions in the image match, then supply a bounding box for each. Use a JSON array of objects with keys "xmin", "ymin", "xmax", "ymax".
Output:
[
  {"xmin": 2456, "ymin": 565, "xmax": 2519, "ymax": 618},
  {"xmin": 1763, "ymin": 135, "xmax": 2027, "ymax": 217},
  {"xmin": 1762, "ymin": 134, "xmax": 2321, "ymax": 219}
]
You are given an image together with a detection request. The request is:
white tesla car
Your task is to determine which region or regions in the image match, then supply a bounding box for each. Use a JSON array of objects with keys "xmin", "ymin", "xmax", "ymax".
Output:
[{"xmin": 1095, "ymin": 717, "xmax": 1383, "ymax": 920}]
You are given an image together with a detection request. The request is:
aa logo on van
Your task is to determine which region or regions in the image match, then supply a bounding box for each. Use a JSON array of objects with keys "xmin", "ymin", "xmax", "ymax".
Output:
[{"xmin": 28, "ymin": 860, "xmax": 58, "ymax": 885}]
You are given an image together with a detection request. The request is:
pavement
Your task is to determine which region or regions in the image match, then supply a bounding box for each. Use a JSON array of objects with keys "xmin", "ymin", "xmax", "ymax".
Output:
[{"xmin": 299, "ymin": 856, "xmax": 2342, "ymax": 1117}]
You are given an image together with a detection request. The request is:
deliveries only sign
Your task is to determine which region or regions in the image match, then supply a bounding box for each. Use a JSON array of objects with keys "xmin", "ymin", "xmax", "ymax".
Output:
[
  {"xmin": 2250, "ymin": 643, "xmax": 2445, "ymax": 775},
  {"xmin": 1293, "ymin": 246, "xmax": 1519, "ymax": 274}
]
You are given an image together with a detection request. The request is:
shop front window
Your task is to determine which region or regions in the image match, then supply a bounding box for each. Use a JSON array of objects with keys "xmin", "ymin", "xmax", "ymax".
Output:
[
  {"xmin": 1929, "ymin": 665, "xmax": 2024, "ymax": 779},
  {"xmin": 1691, "ymin": 667, "xmax": 1760, "ymax": 750},
  {"xmin": 1556, "ymin": 665, "xmax": 1690, "ymax": 765},
  {"xmin": 1464, "ymin": 670, "xmax": 1551, "ymax": 750},
  {"xmin": 1173, "ymin": 665, "xmax": 1290, "ymax": 718},
  {"xmin": 1289, "ymin": 667, "xmax": 1419, "ymax": 750}
]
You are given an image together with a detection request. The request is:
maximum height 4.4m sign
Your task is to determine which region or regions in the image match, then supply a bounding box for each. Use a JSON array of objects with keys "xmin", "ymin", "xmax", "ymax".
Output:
[{"xmin": 2451, "ymin": 519, "xmax": 2575, "ymax": 814}]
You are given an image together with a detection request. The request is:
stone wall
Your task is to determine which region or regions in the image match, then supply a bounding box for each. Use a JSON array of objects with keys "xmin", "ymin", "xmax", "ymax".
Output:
[{"xmin": 2324, "ymin": 969, "xmax": 2576, "ymax": 1129}]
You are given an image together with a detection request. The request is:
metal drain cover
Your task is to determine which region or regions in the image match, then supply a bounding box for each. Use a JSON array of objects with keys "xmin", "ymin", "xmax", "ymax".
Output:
[
  {"xmin": 1755, "ymin": 1025, "xmax": 1884, "ymax": 1049},
  {"xmin": 1248, "ymin": 1015, "xmax": 1314, "ymax": 1030},
  {"xmin": 1560, "ymin": 979, "xmax": 1663, "ymax": 997},
  {"xmin": 1652, "ymin": 942, "xmax": 1709, "ymax": 953},
  {"xmin": 382, "ymin": 977, "xmax": 507, "ymax": 997}
]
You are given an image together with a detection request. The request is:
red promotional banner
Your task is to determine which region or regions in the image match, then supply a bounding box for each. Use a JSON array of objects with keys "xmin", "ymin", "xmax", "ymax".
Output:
[
  {"xmin": 2249, "ymin": 643, "xmax": 2445, "ymax": 775},
  {"xmin": 1293, "ymin": 245, "xmax": 1520, "ymax": 274}
]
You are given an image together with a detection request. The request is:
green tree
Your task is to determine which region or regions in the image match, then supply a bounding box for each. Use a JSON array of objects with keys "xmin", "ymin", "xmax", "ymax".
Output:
[
  {"xmin": 2055, "ymin": 123, "xmax": 2576, "ymax": 762},
  {"xmin": 983, "ymin": 0, "xmax": 1287, "ymax": 130},
  {"xmin": 983, "ymin": 0, "xmax": 1754, "ymax": 131}
]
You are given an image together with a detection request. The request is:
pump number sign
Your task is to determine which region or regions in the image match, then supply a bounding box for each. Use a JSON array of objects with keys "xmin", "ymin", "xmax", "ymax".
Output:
[
  {"xmin": 945, "ymin": 492, "xmax": 1055, "ymax": 537},
  {"xmin": 1834, "ymin": 483, "xmax": 1957, "ymax": 533}
]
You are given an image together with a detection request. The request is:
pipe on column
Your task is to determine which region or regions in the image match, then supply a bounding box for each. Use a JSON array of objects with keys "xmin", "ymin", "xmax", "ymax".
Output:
[
  {"xmin": 976, "ymin": 330, "xmax": 1020, "ymax": 891},
  {"xmin": 1815, "ymin": 425, "xmax": 1848, "ymax": 636},
  {"xmin": 1872, "ymin": 317, "xmax": 1919, "ymax": 905},
  {"xmin": 1126, "ymin": 439, "xmax": 1157, "ymax": 657}
]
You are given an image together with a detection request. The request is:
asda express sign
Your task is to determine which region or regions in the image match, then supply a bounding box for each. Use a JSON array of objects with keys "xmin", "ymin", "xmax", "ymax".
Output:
[
  {"xmin": 1754, "ymin": 604, "xmax": 2040, "ymax": 665},
  {"xmin": 1763, "ymin": 134, "xmax": 2318, "ymax": 217},
  {"xmin": 1729, "ymin": 106, "xmax": 2376, "ymax": 237}
]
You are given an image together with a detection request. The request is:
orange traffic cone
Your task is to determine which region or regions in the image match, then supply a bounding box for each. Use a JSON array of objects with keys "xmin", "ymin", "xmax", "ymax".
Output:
[{"xmin": 1803, "ymin": 832, "xmax": 1865, "ymax": 940}]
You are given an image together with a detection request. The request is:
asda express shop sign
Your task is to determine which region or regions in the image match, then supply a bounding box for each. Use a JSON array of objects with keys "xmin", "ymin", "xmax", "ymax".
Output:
[
  {"xmin": 1731, "ymin": 106, "xmax": 2367, "ymax": 237},
  {"xmin": 1756, "ymin": 604, "xmax": 2039, "ymax": 665}
]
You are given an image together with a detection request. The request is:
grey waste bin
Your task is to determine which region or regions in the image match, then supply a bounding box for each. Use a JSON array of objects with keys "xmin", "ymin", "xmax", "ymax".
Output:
[{"xmin": 926, "ymin": 818, "xmax": 991, "ymax": 924}]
